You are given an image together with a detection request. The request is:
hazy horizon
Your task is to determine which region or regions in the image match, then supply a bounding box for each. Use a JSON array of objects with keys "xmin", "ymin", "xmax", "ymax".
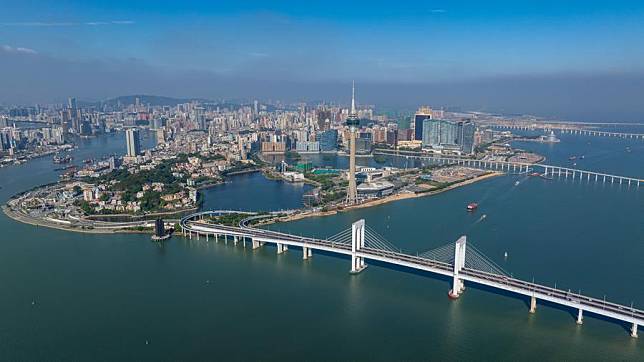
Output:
[{"xmin": 3, "ymin": 1, "xmax": 644, "ymax": 123}]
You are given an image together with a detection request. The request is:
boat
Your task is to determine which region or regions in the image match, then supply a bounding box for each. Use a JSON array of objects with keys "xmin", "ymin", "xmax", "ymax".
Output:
[
  {"xmin": 529, "ymin": 172, "xmax": 541, "ymax": 177},
  {"xmin": 467, "ymin": 203, "xmax": 478, "ymax": 212},
  {"xmin": 568, "ymin": 156, "xmax": 577, "ymax": 161},
  {"xmin": 53, "ymin": 155, "xmax": 72, "ymax": 164},
  {"xmin": 514, "ymin": 181, "xmax": 520, "ymax": 186}
]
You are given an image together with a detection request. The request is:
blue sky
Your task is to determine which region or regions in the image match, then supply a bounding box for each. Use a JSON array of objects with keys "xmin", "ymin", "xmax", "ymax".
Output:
[
  {"xmin": 3, "ymin": 0, "xmax": 644, "ymax": 81},
  {"xmin": 2, "ymin": 1, "xmax": 644, "ymax": 121}
]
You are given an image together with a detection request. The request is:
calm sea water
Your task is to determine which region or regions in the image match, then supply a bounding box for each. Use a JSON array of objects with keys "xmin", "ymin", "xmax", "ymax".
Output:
[{"xmin": 0, "ymin": 132, "xmax": 642, "ymax": 360}]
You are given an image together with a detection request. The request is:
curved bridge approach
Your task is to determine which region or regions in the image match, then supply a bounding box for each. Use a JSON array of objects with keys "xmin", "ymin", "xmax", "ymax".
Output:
[{"xmin": 180, "ymin": 211, "xmax": 642, "ymax": 338}]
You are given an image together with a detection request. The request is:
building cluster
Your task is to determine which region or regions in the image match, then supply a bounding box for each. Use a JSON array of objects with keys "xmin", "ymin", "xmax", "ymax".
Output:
[{"xmin": 411, "ymin": 107, "xmax": 481, "ymax": 155}]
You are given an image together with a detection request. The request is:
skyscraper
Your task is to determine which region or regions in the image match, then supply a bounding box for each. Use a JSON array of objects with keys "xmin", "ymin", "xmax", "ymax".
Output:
[
  {"xmin": 414, "ymin": 106, "xmax": 433, "ymax": 141},
  {"xmin": 422, "ymin": 119, "xmax": 476, "ymax": 154},
  {"xmin": 318, "ymin": 129, "xmax": 338, "ymax": 152},
  {"xmin": 68, "ymin": 97, "xmax": 77, "ymax": 112},
  {"xmin": 125, "ymin": 128, "xmax": 141, "ymax": 157},
  {"xmin": 345, "ymin": 82, "xmax": 359, "ymax": 205}
]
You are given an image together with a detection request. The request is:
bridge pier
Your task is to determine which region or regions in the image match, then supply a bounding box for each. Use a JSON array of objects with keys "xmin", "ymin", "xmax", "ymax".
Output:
[
  {"xmin": 350, "ymin": 219, "xmax": 367, "ymax": 274},
  {"xmin": 529, "ymin": 296, "xmax": 537, "ymax": 313},
  {"xmin": 632, "ymin": 323, "xmax": 639, "ymax": 338},
  {"xmin": 233, "ymin": 236, "xmax": 239, "ymax": 246},
  {"xmin": 576, "ymin": 309, "xmax": 583, "ymax": 325},
  {"xmin": 448, "ymin": 236, "xmax": 467, "ymax": 299},
  {"xmin": 302, "ymin": 246, "xmax": 312, "ymax": 260},
  {"xmin": 277, "ymin": 243, "xmax": 287, "ymax": 254},
  {"xmin": 252, "ymin": 238, "xmax": 261, "ymax": 249}
]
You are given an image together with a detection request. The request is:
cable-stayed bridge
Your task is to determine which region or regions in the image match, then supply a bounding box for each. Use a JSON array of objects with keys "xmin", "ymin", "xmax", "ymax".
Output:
[{"xmin": 180, "ymin": 211, "xmax": 642, "ymax": 338}]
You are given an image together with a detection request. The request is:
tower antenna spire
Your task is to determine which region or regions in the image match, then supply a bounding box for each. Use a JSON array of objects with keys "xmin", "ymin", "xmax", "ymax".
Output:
[{"xmin": 351, "ymin": 80, "xmax": 356, "ymax": 115}]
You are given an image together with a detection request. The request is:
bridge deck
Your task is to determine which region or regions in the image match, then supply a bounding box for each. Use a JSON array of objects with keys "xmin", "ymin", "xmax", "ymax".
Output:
[{"xmin": 181, "ymin": 217, "xmax": 643, "ymax": 329}]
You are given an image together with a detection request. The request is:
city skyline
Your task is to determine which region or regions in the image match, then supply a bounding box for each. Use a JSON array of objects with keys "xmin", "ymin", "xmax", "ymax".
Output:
[
  {"xmin": 1, "ymin": 2, "xmax": 643, "ymax": 358},
  {"xmin": 2, "ymin": 1, "xmax": 644, "ymax": 122}
]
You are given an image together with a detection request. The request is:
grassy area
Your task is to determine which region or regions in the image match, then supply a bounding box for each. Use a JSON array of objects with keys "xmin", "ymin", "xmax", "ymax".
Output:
[{"xmin": 207, "ymin": 213, "xmax": 267, "ymax": 226}]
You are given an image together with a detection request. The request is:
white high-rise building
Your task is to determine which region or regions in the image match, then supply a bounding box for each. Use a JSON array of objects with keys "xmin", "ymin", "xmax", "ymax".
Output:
[{"xmin": 125, "ymin": 128, "xmax": 141, "ymax": 157}]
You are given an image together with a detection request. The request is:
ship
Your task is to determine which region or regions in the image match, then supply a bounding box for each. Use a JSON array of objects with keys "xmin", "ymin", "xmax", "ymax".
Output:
[
  {"xmin": 467, "ymin": 203, "xmax": 478, "ymax": 212},
  {"xmin": 53, "ymin": 155, "xmax": 72, "ymax": 164}
]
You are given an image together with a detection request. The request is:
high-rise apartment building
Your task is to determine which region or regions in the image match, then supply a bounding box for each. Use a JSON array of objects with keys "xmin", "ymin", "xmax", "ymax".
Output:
[
  {"xmin": 422, "ymin": 119, "xmax": 476, "ymax": 154},
  {"xmin": 125, "ymin": 128, "xmax": 141, "ymax": 157}
]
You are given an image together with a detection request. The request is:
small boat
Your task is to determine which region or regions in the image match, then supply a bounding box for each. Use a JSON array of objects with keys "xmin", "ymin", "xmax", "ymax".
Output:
[
  {"xmin": 569, "ymin": 156, "xmax": 577, "ymax": 161},
  {"xmin": 529, "ymin": 172, "xmax": 541, "ymax": 177},
  {"xmin": 504, "ymin": 251, "xmax": 508, "ymax": 259},
  {"xmin": 467, "ymin": 202, "xmax": 478, "ymax": 212},
  {"xmin": 514, "ymin": 181, "xmax": 520, "ymax": 186}
]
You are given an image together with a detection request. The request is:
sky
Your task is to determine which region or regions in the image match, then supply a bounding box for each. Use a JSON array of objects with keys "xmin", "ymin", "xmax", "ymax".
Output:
[{"xmin": 2, "ymin": 0, "xmax": 644, "ymax": 121}]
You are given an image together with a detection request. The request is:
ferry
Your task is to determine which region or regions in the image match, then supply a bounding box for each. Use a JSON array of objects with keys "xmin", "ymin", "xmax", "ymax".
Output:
[{"xmin": 467, "ymin": 203, "xmax": 478, "ymax": 212}]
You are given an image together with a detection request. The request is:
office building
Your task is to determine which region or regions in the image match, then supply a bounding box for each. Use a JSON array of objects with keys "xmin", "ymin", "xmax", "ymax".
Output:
[
  {"xmin": 414, "ymin": 106, "xmax": 433, "ymax": 141},
  {"xmin": 318, "ymin": 129, "xmax": 338, "ymax": 152}
]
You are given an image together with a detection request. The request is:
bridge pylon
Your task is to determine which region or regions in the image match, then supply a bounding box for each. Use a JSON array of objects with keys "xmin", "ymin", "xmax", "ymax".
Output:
[
  {"xmin": 350, "ymin": 219, "xmax": 367, "ymax": 274},
  {"xmin": 448, "ymin": 236, "xmax": 467, "ymax": 299}
]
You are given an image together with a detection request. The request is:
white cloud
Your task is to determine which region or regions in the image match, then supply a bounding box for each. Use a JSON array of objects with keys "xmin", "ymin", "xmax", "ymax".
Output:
[
  {"xmin": 1, "ymin": 45, "xmax": 37, "ymax": 54},
  {"xmin": 0, "ymin": 21, "xmax": 135, "ymax": 27}
]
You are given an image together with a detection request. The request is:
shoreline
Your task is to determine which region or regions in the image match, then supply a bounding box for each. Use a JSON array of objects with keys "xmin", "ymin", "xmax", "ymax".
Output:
[
  {"xmin": 1, "ymin": 203, "xmax": 181, "ymax": 235},
  {"xmin": 268, "ymin": 171, "xmax": 503, "ymax": 224},
  {"xmin": 3, "ymin": 170, "xmax": 503, "ymax": 234}
]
